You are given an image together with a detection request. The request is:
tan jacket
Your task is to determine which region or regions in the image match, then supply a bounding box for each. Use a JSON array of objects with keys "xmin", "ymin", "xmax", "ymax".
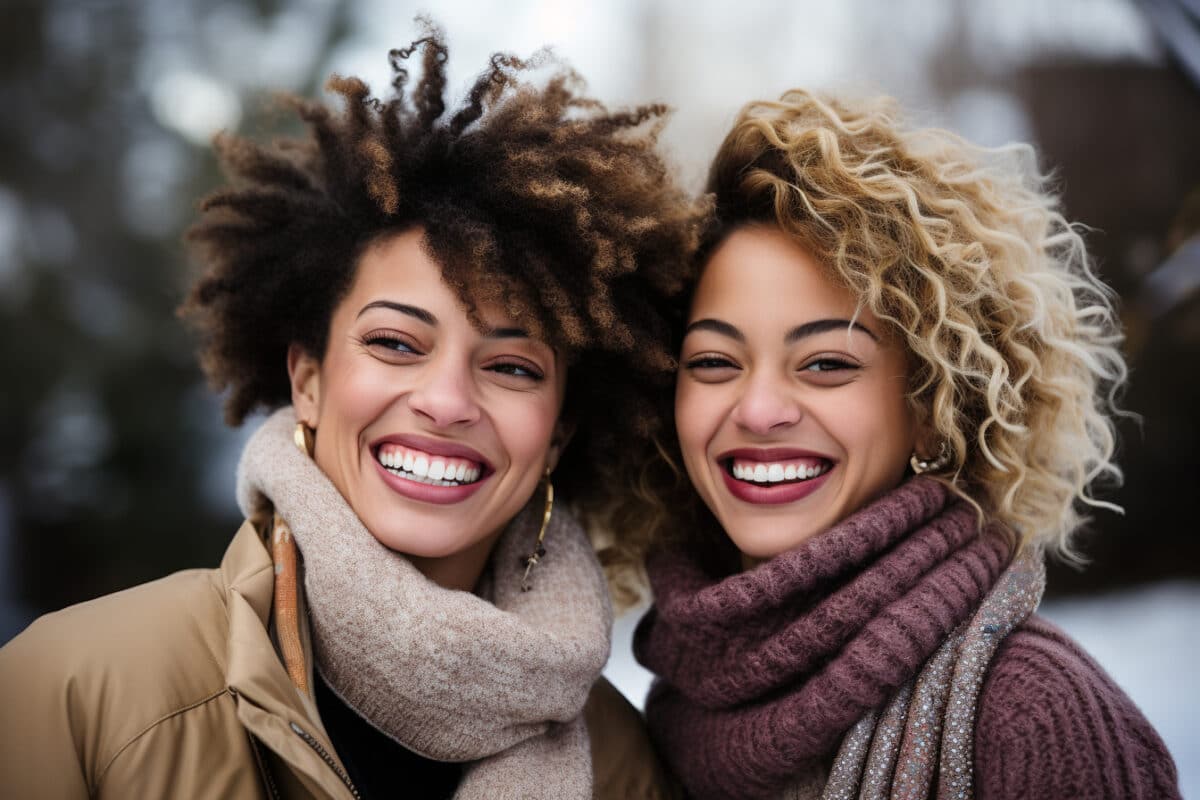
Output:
[{"xmin": 0, "ymin": 522, "xmax": 676, "ymax": 799}]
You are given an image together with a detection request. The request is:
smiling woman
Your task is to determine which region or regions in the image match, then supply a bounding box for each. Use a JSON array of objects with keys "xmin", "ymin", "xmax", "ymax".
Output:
[
  {"xmin": 287, "ymin": 229, "xmax": 571, "ymax": 591},
  {"xmin": 631, "ymin": 91, "xmax": 1181, "ymax": 799},
  {"xmin": 676, "ymin": 225, "xmax": 917, "ymax": 563},
  {"xmin": 0, "ymin": 22, "xmax": 704, "ymax": 800}
]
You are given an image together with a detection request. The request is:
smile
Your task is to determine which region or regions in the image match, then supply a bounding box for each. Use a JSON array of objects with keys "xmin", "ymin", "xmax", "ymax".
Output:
[
  {"xmin": 375, "ymin": 443, "xmax": 484, "ymax": 487},
  {"xmin": 717, "ymin": 449, "xmax": 835, "ymax": 505},
  {"xmin": 370, "ymin": 436, "xmax": 492, "ymax": 505}
]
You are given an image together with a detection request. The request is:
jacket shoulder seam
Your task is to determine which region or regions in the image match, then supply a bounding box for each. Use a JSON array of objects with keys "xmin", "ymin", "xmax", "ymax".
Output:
[{"xmin": 94, "ymin": 687, "xmax": 231, "ymax": 788}]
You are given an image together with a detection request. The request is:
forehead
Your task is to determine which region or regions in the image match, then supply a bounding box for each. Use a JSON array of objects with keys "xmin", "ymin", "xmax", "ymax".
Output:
[
  {"xmin": 691, "ymin": 225, "xmax": 866, "ymax": 326},
  {"xmin": 347, "ymin": 229, "xmax": 519, "ymax": 329}
]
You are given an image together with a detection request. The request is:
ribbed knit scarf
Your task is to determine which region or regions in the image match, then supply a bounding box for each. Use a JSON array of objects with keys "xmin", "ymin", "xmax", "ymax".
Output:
[
  {"xmin": 237, "ymin": 408, "xmax": 613, "ymax": 799},
  {"xmin": 634, "ymin": 478, "xmax": 1044, "ymax": 800}
]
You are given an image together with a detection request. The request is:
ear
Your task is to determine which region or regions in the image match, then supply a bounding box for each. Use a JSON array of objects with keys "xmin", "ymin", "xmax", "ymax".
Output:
[
  {"xmin": 911, "ymin": 420, "xmax": 942, "ymax": 461},
  {"xmin": 544, "ymin": 418, "xmax": 576, "ymax": 474},
  {"xmin": 287, "ymin": 343, "xmax": 323, "ymax": 427}
]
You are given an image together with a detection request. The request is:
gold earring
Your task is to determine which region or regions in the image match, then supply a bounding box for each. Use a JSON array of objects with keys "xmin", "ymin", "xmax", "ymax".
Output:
[
  {"xmin": 294, "ymin": 422, "xmax": 315, "ymax": 458},
  {"xmin": 910, "ymin": 441, "xmax": 951, "ymax": 474},
  {"xmin": 520, "ymin": 468, "xmax": 554, "ymax": 592}
]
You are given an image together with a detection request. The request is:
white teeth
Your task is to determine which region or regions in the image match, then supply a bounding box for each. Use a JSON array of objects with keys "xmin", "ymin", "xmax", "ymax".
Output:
[
  {"xmin": 730, "ymin": 460, "xmax": 828, "ymax": 485},
  {"xmin": 378, "ymin": 447, "xmax": 485, "ymax": 487}
]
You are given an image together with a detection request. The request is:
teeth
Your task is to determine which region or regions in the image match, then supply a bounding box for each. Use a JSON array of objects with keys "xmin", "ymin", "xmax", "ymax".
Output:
[
  {"xmin": 383, "ymin": 467, "xmax": 465, "ymax": 487},
  {"xmin": 730, "ymin": 459, "xmax": 829, "ymax": 485},
  {"xmin": 376, "ymin": 444, "xmax": 485, "ymax": 487}
]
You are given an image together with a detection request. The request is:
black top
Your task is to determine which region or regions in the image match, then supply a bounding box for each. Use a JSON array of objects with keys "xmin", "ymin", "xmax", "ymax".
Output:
[{"xmin": 315, "ymin": 671, "xmax": 463, "ymax": 799}]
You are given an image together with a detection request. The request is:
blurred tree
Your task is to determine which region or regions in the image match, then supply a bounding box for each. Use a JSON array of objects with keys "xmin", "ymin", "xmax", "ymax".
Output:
[
  {"xmin": 1015, "ymin": 61, "xmax": 1200, "ymax": 593},
  {"xmin": 0, "ymin": 0, "xmax": 351, "ymax": 637}
]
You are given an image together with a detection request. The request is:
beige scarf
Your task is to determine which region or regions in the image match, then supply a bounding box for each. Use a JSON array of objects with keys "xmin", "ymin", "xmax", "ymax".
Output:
[{"xmin": 236, "ymin": 408, "xmax": 612, "ymax": 799}]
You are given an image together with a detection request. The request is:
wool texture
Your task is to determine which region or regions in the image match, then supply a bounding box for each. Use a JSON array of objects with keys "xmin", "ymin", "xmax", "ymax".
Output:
[
  {"xmin": 972, "ymin": 616, "xmax": 1180, "ymax": 799},
  {"xmin": 237, "ymin": 407, "xmax": 613, "ymax": 800},
  {"xmin": 636, "ymin": 476, "xmax": 1181, "ymax": 800},
  {"xmin": 635, "ymin": 478, "xmax": 1009, "ymax": 799}
]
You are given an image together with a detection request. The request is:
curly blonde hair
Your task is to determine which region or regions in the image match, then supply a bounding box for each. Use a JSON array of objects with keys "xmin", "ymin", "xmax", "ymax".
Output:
[{"xmin": 601, "ymin": 90, "xmax": 1127, "ymax": 602}]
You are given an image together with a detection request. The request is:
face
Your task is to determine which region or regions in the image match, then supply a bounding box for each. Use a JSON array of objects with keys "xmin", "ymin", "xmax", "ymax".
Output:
[
  {"xmin": 290, "ymin": 228, "xmax": 569, "ymax": 589},
  {"xmin": 676, "ymin": 225, "xmax": 919, "ymax": 563}
]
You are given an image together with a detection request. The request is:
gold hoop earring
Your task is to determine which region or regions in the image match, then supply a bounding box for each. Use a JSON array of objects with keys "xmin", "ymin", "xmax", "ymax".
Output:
[
  {"xmin": 910, "ymin": 441, "xmax": 951, "ymax": 474},
  {"xmin": 520, "ymin": 468, "xmax": 554, "ymax": 592},
  {"xmin": 294, "ymin": 422, "xmax": 315, "ymax": 459}
]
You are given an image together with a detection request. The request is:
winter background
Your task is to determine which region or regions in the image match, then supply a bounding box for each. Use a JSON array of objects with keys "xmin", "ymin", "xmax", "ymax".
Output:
[{"xmin": 1, "ymin": 0, "xmax": 1197, "ymax": 795}]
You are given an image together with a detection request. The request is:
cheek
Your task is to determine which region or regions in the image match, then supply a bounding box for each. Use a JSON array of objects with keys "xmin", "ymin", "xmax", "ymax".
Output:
[
  {"xmin": 319, "ymin": 356, "xmax": 394, "ymax": 429},
  {"xmin": 674, "ymin": 381, "xmax": 723, "ymax": 465},
  {"xmin": 836, "ymin": 380, "xmax": 915, "ymax": 473},
  {"xmin": 493, "ymin": 392, "xmax": 561, "ymax": 466}
]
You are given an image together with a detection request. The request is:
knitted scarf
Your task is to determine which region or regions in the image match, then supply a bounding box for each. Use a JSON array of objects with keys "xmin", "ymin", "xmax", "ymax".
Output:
[
  {"xmin": 236, "ymin": 408, "xmax": 613, "ymax": 799},
  {"xmin": 634, "ymin": 478, "xmax": 1044, "ymax": 800}
]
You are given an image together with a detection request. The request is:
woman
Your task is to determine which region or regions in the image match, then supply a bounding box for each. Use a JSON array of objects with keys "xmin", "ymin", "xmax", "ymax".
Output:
[
  {"xmin": 631, "ymin": 91, "xmax": 1181, "ymax": 799},
  {"xmin": 0, "ymin": 28, "xmax": 702, "ymax": 799}
]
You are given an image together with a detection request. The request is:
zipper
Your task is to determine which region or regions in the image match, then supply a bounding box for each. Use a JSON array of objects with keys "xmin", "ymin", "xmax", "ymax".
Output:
[
  {"xmin": 290, "ymin": 721, "xmax": 363, "ymax": 800},
  {"xmin": 248, "ymin": 733, "xmax": 282, "ymax": 800}
]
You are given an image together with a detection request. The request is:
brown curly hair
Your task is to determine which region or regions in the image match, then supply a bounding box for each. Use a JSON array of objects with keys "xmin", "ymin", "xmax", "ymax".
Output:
[
  {"xmin": 180, "ymin": 23, "xmax": 707, "ymax": 552},
  {"xmin": 607, "ymin": 90, "xmax": 1127, "ymax": 599}
]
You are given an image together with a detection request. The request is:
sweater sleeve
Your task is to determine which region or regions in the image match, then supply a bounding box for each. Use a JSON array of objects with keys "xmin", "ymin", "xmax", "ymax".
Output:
[
  {"xmin": 973, "ymin": 615, "xmax": 1180, "ymax": 800},
  {"xmin": 0, "ymin": 614, "xmax": 96, "ymax": 799}
]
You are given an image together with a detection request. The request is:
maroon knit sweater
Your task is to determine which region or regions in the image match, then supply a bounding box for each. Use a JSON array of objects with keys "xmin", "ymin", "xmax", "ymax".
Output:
[
  {"xmin": 975, "ymin": 614, "xmax": 1178, "ymax": 799},
  {"xmin": 635, "ymin": 479, "xmax": 1180, "ymax": 800}
]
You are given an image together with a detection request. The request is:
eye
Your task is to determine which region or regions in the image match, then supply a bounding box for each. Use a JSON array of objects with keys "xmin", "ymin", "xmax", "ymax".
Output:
[
  {"xmin": 799, "ymin": 356, "xmax": 861, "ymax": 384},
  {"xmin": 801, "ymin": 358, "xmax": 855, "ymax": 372},
  {"xmin": 685, "ymin": 355, "xmax": 739, "ymax": 370},
  {"xmin": 682, "ymin": 353, "xmax": 741, "ymax": 384},
  {"xmin": 362, "ymin": 330, "xmax": 422, "ymax": 356},
  {"xmin": 485, "ymin": 359, "xmax": 545, "ymax": 381}
]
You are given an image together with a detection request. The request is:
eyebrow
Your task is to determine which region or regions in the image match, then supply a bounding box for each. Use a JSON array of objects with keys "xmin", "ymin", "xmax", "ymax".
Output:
[
  {"xmin": 357, "ymin": 301, "xmax": 437, "ymax": 325},
  {"xmin": 684, "ymin": 318, "xmax": 744, "ymax": 342},
  {"xmin": 683, "ymin": 317, "xmax": 878, "ymax": 344},
  {"xmin": 357, "ymin": 301, "xmax": 530, "ymax": 340},
  {"xmin": 785, "ymin": 318, "xmax": 878, "ymax": 343}
]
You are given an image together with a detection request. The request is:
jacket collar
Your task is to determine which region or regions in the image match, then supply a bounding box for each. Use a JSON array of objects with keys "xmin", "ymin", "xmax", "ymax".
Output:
[{"xmin": 220, "ymin": 521, "xmax": 356, "ymax": 800}]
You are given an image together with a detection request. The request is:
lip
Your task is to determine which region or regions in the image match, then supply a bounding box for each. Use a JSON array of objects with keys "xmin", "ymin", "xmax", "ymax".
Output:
[
  {"xmin": 715, "ymin": 446, "xmax": 835, "ymax": 506},
  {"xmin": 720, "ymin": 464, "xmax": 832, "ymax": 505},
  {"xmin": 369, "ymin": 433, "xmax": 493, "ymax": 506},
  {"xmin": 716, "ymin": 446, "xmax": 833, "ymax": 462}
]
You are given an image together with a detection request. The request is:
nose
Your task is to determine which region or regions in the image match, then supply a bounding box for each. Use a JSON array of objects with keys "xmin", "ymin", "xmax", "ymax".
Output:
[
  {"xmin": 406, "ymin": 356, "xmax": 481, "ymax": 429},
  {"xmin": 729, "ymin": 370, "xmax": 802, "ymax": 435}
]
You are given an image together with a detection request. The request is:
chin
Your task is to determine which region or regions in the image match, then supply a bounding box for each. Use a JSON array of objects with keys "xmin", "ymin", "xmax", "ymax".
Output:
[{"xmin": 367, "ymin": 527, "xmax": 472, "ymax": 558}]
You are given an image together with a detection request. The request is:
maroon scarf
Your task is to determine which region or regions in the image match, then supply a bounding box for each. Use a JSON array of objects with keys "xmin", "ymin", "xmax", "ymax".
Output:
[{"xmin": 634, "ymin": 478, "xmax": 1013, "ymax": 800}]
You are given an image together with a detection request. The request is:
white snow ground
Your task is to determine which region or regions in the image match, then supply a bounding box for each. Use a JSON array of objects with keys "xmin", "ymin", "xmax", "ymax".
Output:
[{"xmin": 604, "ymin": 581, "xmax": 1200, "ymax": 797}]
